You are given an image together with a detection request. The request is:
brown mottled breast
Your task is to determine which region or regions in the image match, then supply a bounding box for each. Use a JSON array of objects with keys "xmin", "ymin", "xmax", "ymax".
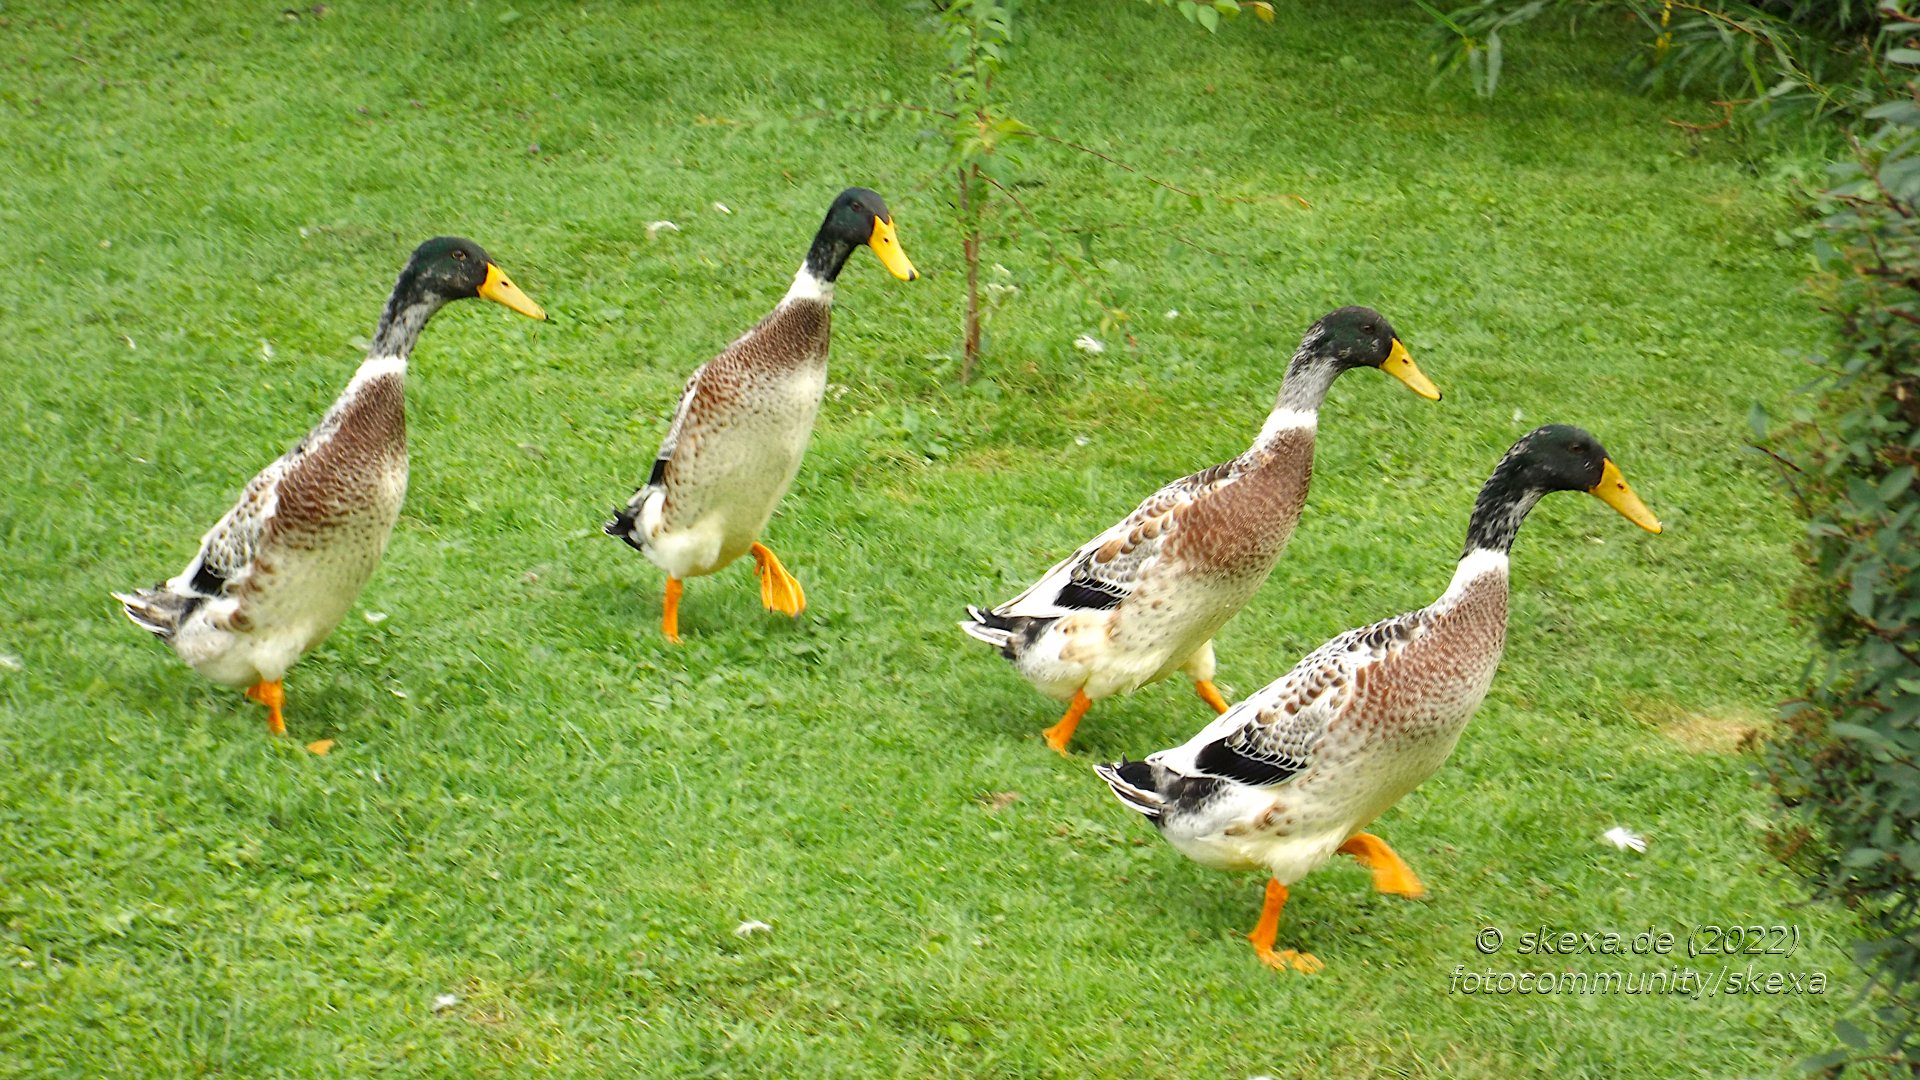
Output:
[
  {"xmin": 725, "ymin": 299, "xmax": 832, "ymax": 375},
  {"xmin": 658, "ymin": 299, "xmax": 833, "ymax": 510},
  {"xmin": 1166, "ymin": 427, "xmax": 1315, "ymax": 577},
  {"xmin": 269, "ymin": 372, "xmax": 407, "ymax": 543},
  {"xmin": 1348, "ymin": 573, "xmax": 1509, "ymax": 744}
]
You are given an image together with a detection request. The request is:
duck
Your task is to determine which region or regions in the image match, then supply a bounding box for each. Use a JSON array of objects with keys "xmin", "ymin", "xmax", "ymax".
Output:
[
  {"xmin": 960, "ymin": 306, "xmax": 1440, "ymax": 754},
  {"xmin": 1094, "ymin": 424, "xmax": 1662, "ymax": 973},
  {"xmin": 605, "ymin": 186, "xmax": 917, "ymax": 642},
  {"xmin": 114, "ymin": 237, "xmax": 547, "ymax": 737}
]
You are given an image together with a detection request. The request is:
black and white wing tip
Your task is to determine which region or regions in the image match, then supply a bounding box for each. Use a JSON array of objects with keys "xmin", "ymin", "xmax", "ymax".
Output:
[{"xmin": 1094, "ymin": 758, "xmax": 1166, "ymax": 818}]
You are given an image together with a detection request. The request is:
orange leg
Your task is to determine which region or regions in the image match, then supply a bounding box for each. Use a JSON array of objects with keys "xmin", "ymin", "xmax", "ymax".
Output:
[
  {"xmin": 1248, "ymin": 878, "xmax": 1323, "ymax": 973},
  {"xmin": 662, "ymin": 577, "xmax": 684, "ymax": 644},
  {"xmin": 245, "ymin": 679, "xmax": 286, "ymax": 736},
  {"xmin": 1041, "ymin": 690, "xmax": 1093, "ymax": 756},
  {"xmin": 750, "ymin": 542, "xmax": 806, "ymax": 618},
  {"xmin": 1194, "ymin": 679, "xmax": 1231, "ymax": 715},
  {"xmin": 1337, "ymin": 832, "xmax": 1428, "ymax": 899}
]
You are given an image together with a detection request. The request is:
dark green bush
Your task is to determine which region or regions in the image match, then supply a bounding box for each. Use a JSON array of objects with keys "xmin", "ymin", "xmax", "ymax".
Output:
[
  {"xmin": 1764, "ymin": 98, "xmax": 1920, "ymax": 1066},
  {"xmin": 1424, "ymin": 0, "xmax": 1891, "ymax": 122}
]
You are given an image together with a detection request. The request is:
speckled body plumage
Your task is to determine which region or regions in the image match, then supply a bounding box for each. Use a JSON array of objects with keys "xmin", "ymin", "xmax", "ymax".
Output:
[
  {"xmin": 1127, "ymin": 553, "xmax": 1510, "ymax": 884},
  {"xmin": 969, "ymin": 420, "xmax": 1318, "ymax": 704},
  {"xmin": 604, "ymin": 188, "xmax": 917, "ymax": 638},
  {"xmin": 609, "ymin": 289, "xmax": 832, "ymax": 580},
  {"xmin": 123, "ymin": 359, "xmax": 412, "ymax": 688},
  {"xmin": 114, "ymin": 236, "xmax": 547, "ymax": 728},
  {"xmin": 1094, "ymin": 424, "xmax": 1663, "ymax": 969},
  {"xmin": 961, "ymin": 307, "xmax": 1436, "ymax": 731}
]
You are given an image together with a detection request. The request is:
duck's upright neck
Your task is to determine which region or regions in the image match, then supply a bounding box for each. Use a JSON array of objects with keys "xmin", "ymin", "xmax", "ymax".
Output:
[
  {"xmin": 1460, "ymin": 449, "xmax": 1547, "ymax": 558},
  {"xmin": 369, "ymin": 280, "xmax": 450, "ymax": 361},
  {"xmin": 782, "ymin": 263, "xmax": 836, "ymax": 307},
  {"xmin": 1275, "ymin": 349, "xmax": 1341, "ymax": 413},
  {"xmin": 1252, "ymin": 350, "xmax": 1339, "ymax": 451},
  {"xmin": 783, "ymin": 220, "xmax": 857, "ymax": 307}
]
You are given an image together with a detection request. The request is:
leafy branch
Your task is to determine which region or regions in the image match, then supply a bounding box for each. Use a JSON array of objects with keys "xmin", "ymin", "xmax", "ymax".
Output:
[
  {"xmin": 787, "ymin": 0, "xmax": 1293, "ymax": 380},
  {"xmin": 1136, "ymin": 0, "xmax": 1277, "ymax": 33},
  {"xmin": 1421, "ymin": 0, "xmax": 1889, "ymax": 124}
]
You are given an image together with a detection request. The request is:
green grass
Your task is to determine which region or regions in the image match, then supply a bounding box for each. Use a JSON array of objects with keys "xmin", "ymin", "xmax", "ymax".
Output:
[{"xmin": 0, "ymin": 1, "xmax": 1867, "ymax": 1076}]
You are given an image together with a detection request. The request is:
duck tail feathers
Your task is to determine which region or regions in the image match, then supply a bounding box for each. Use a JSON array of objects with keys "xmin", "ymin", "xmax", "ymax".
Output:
[
  {"xmin": 111, "ymin": 586, "xmax": 197, "ymax": 643},
  {"xmin": 603, "ymin": 504, "xmax": 648, "ymax": 553},
  {"xmin": 959, "ymin": 605, "xmax": 1016, "ymax": 651},
  {"xmin": 959, "ymin": 605, "xmax": 1053, "ymax": 661},
  {"xmin": 1094, "ymin": 758, "xmax": 1166, "ymax": 819}
]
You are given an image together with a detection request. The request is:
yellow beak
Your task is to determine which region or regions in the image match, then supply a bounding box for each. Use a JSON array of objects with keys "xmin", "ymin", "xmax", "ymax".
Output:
[
  {"xmin": 1381, "ymin": 338, "xmax": 1441, "ymax": 401},
  {"xmin": 477, "ymin": 262, "xmax": 548, "ymax": 320},
  {"xmin": 867, "ymin": 216, "xmax": 918, "ymax": 281},
  {"xmin": 1589, "ymin": 458, "xmax": 1663, "ymax": 533}
]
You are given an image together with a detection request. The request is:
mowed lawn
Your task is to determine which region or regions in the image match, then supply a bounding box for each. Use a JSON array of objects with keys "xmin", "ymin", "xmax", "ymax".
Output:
[{"xmin": 0, "ymin": 1, "xmax": 1867, "ymax": 1076}]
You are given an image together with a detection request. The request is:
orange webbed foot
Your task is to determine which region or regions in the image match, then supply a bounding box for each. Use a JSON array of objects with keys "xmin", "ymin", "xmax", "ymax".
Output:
[
  {"xmin": 245, "ymin": 679, "xmax": 286, "ymax": 736},
  {"xmin": 1246, "ymin": 878, "xmax": 1321, "ymax": 973},
  {"xmin": 1253, "ymin": 946, "xmax": 1325, "ymax": 974},
  {"xmin": 1338, "ymin": 832, "xmax": 1428, "ymax": 899},
  {"xmin": 750, "ymin": 543, "xmax": 806, "ymax": 618},
  {"xmin": 1194, "ymin": 679, "xmax": 1231, "ymax": 715}
]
